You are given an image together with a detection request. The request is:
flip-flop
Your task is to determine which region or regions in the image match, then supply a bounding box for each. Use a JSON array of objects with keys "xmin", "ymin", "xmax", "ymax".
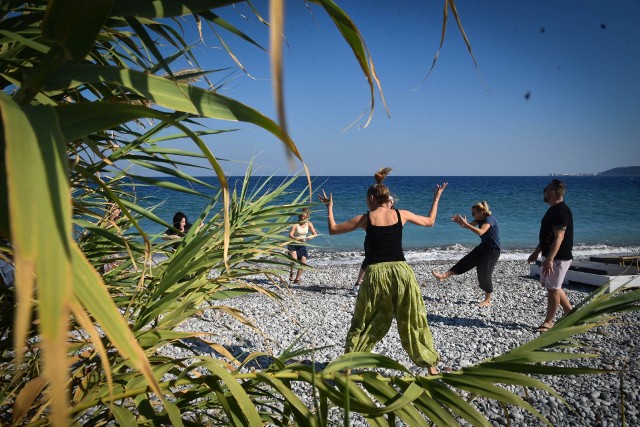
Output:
[{"xmin": 534, "ymin": 323, "xmax": 552, "ymax": 333}]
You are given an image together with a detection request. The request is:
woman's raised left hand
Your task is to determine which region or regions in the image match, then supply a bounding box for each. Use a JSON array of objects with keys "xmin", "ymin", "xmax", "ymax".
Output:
[{"xmin": 318, "ymin": 190, "xmax": 333, "ymax": 207}]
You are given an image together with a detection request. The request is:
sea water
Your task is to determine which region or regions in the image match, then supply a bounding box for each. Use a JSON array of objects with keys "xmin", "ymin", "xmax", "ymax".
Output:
[{"xmin": 133, "ymin": 175, "xmax": 640, "ymax": 264}]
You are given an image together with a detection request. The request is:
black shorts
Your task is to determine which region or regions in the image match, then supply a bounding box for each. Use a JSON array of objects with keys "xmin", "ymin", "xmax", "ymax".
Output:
[{"xmin": 288, "ymin": 245, "xmax": 308, "ymax": 259}]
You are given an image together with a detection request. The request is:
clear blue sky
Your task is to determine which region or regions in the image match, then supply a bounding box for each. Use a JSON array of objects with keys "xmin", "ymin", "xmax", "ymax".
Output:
[{"xmin": 176, "ymin": 0, "xmax": 640, "ymax": 176}]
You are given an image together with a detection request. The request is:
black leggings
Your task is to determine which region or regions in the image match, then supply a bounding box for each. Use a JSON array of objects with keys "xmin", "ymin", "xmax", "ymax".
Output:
[{"xmin": 450, "ymin": 245, "xmax": 501, "ymax": 293}]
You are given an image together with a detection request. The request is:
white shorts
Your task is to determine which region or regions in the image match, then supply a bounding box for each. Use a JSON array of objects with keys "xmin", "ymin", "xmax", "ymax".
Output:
[{"xmin": 540, "ymin": 257, "xmax": 572, "ymax": 290}]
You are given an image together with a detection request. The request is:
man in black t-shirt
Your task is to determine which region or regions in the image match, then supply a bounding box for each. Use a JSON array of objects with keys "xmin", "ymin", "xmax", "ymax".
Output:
[{"xmin": 527, "ymin": 179, "xmax": 574, "ymax": 333}]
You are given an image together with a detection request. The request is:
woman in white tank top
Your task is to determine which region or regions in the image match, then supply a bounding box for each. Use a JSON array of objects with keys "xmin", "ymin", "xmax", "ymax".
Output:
[{"xmin": 288, "ymin": 208, "xmax": 318, "ymax": 284}]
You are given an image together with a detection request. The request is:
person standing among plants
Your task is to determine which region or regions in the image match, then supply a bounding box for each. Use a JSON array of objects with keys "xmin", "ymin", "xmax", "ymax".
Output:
[
  {"xmin": 319, "ymin": 167, "xmax": 447, "ymax": 375},
  {"xmin": 288, "ymin": 208, "xmax": 318, "ymax": 284},
  {"xmin": 431, "ymin": 201, "xmax": 501, "ymax": 307},
  {"xmin": 164, "ymin": 211, "xmax": 193, "ymax": 239},
  {"xmin": 164, "ymin": 211, "xmax": 204, "ymax": 240},
  {"xmin": 163, "ymin": 212, "xmax": 204, "ymax": 252},
  {"xmin": 100, "ymin": 204, "xmax": 124, "ymax": 273}
]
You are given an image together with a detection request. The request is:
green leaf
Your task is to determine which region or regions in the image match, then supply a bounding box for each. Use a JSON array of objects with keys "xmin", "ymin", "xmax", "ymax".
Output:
[
  {"xmin": 112, "ymin": 405, "xmax": 138, "ymax": 425},
  {"xmin": 111, "ymin": 0, "xmax": 240, "ymax": 18},
  {"xmin": 418, "ymin": 379, "xmax": 490, "ymax": 427},
  {"xmin": 256, "ymin": 373, "xmax": 316, "ymax": 426},
  {"xmin": 323, "ymin": 352, "xmax": 410, "ymax": 374},
  {"xmin": 441, "ymin": 375, "xmax": 551, "ymax": 426},
  {"xmin": 358, "ymin": 376, "xmax": 427, "ymax": 425},
  {"xmin": 191, "ymin": 359, "xmax": 263, "ymax": 426},
  {"xmin": 46, "ymin": 65, "xmax": 302, "ymax": 160},
  {"xmin": 164, "ymin": 399, "xmax": 185, "ymax": 427},
  {"xmin": 42, "ymin": 0, "xmax": 115, "ymax": 60},
  {"xmin": 1, "ymin": 93, "xmax": 72, "ymax": 426},
  {"xmin": 71, "ymin": 245, "xmax": 167, "ymax": 415}
]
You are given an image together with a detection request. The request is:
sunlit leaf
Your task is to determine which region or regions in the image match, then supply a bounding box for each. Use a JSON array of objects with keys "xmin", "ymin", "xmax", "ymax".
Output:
[{"xmin": 2, "ymin": 94, "xmax": 72, "ymax": 426}]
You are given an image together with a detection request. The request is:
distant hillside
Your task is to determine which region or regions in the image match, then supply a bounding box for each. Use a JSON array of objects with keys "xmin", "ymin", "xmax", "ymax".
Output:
[{"xmin": 598, "ymin": 166, "xmax": 640, "ymax": 176}]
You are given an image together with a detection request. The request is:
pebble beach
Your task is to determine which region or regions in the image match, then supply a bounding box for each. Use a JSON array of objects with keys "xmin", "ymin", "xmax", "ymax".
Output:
[{"xmin": 171, "ymin": 259, "xmax": 640, "ymax": 426}]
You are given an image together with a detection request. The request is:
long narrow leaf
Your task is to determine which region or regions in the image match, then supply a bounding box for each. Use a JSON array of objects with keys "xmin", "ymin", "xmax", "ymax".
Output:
[
  {"xmin": 45, "ymin": 65, "xmax": 303, "ymax": 159},
  {"xmin": 2, "ymin": 94, "xmax": 72, "ymax": 427},
  {"xmin": 72, "ymin": 244, "xmax": 164, "ymax": 400}
]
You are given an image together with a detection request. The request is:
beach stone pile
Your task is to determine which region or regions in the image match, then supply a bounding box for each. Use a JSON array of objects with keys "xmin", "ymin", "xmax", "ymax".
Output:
[{"xmin": 170, "ymin": 260, "xmax": 639, "ymax": 426}]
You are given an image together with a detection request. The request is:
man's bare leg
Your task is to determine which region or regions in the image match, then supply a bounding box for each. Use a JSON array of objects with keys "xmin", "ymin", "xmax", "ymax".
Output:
[
  {"xmin": 545, "ymin": 289, "xmax": 560, "ymax": 323},
  {"xmin": 559, "ymin": 289, "xmax": 572, "ymax": 314}
]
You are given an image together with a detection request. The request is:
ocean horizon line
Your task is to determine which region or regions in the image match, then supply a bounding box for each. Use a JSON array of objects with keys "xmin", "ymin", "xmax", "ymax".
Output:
[{"xmin": 143, "ymin": 174, "xmax": 630, "ymax": 179}]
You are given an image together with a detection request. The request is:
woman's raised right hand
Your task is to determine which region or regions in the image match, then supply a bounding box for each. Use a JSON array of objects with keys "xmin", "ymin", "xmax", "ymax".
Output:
[{"xmin": 433, "ymin": 182, "xmax": 448, "ymax": 199}]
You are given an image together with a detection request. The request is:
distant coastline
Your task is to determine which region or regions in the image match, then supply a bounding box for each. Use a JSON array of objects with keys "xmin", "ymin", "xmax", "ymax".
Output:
[
  {"xmin": 548, "ymin": 166, "xmax": 640, "ymax": 177},
  {"xmin": 598, "ymin": 166, "xmax": 640, "ymax": 176}
]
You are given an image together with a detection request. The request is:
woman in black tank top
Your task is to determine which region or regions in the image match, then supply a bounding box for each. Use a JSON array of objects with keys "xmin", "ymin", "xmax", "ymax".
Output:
[{"xmin": 319, "ymin": 167, "xmax": 447, "ymax": 375}]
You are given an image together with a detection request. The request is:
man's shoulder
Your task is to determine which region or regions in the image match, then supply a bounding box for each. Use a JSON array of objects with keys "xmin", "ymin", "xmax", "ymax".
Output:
[
  {"xmin": 549, "ymin": 202, "xmax": 573, "ymax": 225},
  {"xmin": 557, "ymin": 201, "xmax": 573, "ymax": 215},
  {"xmin": 548, "ymin": 201, "xmax": 571, "ymax": 212}
]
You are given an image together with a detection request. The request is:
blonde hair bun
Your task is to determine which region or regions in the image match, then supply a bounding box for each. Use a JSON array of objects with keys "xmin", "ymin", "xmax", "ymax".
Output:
[{"xmin": 473, "ymin": 201, "xmax": 492, "ymax": 216}]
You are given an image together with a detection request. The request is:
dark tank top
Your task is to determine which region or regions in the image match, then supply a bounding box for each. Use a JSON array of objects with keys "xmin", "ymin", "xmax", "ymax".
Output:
[{"xmin": 366, "ymin": 209, "xmax": 405, "ymax": 265}]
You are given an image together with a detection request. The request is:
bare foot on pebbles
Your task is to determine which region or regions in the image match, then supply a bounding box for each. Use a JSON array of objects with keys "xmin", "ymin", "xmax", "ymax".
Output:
[{"xmin": 431, "ymin": 270, "xmax": 447, "ymax": 282}]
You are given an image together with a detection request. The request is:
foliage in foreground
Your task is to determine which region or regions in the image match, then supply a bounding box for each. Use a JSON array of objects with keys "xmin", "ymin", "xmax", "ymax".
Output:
[{"xmin": 1, "ymin": 0, "xmax": 639, "ymax": 426}]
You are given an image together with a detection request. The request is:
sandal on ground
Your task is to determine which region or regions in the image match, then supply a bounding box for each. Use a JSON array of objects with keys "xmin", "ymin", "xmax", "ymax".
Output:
[
  {"xmin": 534, "ymin": 322, "xmax": 553, "ymax": 333},
  {"xmin": 293, "ymin": 279, "xmax": 302, "ymax": 285}
]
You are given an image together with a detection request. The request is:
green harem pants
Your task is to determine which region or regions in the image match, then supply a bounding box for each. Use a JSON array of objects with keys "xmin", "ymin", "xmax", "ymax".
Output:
[{"xmin": 345, "ymin": 261, "xmax": 440, "ymax": 367}]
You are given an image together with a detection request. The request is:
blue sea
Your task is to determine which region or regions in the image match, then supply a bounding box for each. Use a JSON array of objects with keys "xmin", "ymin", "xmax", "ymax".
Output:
[{"xmin": 136, "ymin": 175, "xmax": 640, "ymax": 265}]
